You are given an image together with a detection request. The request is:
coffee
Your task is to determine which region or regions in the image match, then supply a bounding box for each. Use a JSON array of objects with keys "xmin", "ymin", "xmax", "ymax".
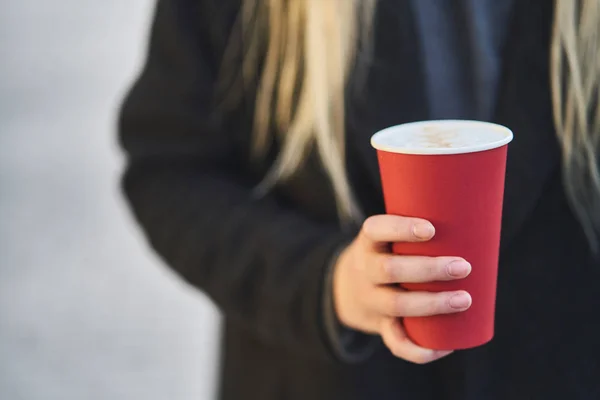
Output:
[
  {"xmin": 371, "ymin": 120, "xmax": 513, "ymax": 155},
  {"xmin": 371, "ymin": 119, "xmax": 514, "ymax": 350}
]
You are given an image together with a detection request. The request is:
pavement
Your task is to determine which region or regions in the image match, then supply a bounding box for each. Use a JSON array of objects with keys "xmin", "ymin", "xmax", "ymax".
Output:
[{"xmin": 0, "ymin": 1, "xmax": 221, "ymax": 399}]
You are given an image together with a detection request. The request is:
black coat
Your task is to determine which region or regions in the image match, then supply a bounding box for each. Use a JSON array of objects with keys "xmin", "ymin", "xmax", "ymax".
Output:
[{"xmin": 118, "ymin": 0, "xmax": 600, "ymax": 398}]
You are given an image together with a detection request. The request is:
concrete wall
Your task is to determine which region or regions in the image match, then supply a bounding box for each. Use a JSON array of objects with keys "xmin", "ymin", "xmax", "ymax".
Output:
[{"xmin": 0, "ymin": 1, "xmax": 221, "ymax": 399}]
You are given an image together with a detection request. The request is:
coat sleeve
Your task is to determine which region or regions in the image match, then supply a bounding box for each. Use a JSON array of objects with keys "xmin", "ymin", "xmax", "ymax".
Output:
[{"xmin": 118, "ymin": 0, "xmax": 356, "ymax": 361}]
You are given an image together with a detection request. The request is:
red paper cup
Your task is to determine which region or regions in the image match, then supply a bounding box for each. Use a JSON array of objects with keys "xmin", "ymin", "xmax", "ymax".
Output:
[{"xmin": 371, "ymin": 120, "xmax": 513, "ymax": 350}]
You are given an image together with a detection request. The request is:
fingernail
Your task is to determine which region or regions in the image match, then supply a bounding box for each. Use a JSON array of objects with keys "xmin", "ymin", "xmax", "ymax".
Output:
[
  {"xmin": 447, "ymin": 260, "xmax": 471, "ymax": 278},
  {"xmin": 413, "ymin": 223, "xmax": 435, "ymax": 239},
  {"xmin": 449, "ymin": 292, "xmax": 472, "ymax": 310}
]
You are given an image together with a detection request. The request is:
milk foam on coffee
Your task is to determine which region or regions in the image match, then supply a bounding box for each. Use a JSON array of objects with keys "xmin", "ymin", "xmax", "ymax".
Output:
[{"xmin": 371, "ymin": 120, "xmax": 513, "ymax": 155}]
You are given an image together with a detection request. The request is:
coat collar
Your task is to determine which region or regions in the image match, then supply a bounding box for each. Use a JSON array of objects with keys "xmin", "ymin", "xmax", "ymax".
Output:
[{"xmin": 350, "ymin": 0, "xmax": 561, "ymax": 248}]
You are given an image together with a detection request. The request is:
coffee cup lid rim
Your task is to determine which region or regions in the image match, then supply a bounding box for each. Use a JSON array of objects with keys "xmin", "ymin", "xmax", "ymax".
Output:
[{"xmin": 371, "ymin": 120, "xmax": 514, "ymax": 155}]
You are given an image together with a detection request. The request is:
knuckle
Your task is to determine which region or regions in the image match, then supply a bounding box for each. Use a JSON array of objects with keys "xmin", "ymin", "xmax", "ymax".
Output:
[
  {"xmin": 419, "ymin": 258, "xmax": 438, "ymax": 279},
  {"xmin": 350, "ymin": 261, "xmax": 363, "ymax": 275},
  {"xmin": 362, "ymin": 216, "xmax": 379, "ymax": 238},
  {"xmin": 380, "ymin": 256, "xmax": 397, "ymax": 282},
  {"xmin": 390, "ymin": 220, "xmax": 406, "ymax": 240},
  {"xmin": 388, "ymin": 294, "xmax": 405, "ymax": 316},
  {"xmin": 425, "ymin": 296, "xmax": 445, "ymax": 315},
  {"xmin": 437, "ymin": 257, "xmax": 453, "ymax": 278},
  {"xmin": 349, "ymin": 254, "xmax": 363, "ymax": 273}
]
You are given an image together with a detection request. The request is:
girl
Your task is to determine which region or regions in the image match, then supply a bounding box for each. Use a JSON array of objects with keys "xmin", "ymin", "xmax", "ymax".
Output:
[{"xmin": 119, "ymin": 1, "xmax": 600, "ymax": 398}]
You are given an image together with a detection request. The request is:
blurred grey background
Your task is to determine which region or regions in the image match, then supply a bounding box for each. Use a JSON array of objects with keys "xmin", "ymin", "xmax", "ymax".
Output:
[{"xmin": 0, "ymin": 1, "xmax": 221, "ymax": 399}]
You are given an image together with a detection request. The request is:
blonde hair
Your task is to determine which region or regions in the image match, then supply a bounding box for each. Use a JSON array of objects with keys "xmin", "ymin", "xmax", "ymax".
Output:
[
  {"xmin": 551, "ymin": 0, "xmax": 600, "ymax": 246},
  {"xmin": 228, "ymin": 0, "xmax": 600, "ymax": 243}
]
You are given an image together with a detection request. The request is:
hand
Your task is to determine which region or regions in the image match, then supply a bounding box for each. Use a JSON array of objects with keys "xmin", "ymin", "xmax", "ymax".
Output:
[{"xmin": 332, "ymin": 215, "xmax": 472, "ymax": 364}]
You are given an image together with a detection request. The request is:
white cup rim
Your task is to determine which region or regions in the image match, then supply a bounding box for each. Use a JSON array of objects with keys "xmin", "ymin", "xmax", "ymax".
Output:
[{"xmin": 371, "ymin": 120, "xmax": 514, "ymax": 155}]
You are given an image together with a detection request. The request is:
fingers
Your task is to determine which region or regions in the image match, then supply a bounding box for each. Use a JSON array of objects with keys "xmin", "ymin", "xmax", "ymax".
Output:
[
  {"xmin": 362, "ymin": 215, "xmax": 435, "ymax": 244},
  {"xmin": 368, "ymin": 286, "xmax": 472, "ymax": 317},
  {"xmin": 359, "ymin": 214, "xmax": 470, "ymax": 365},
  {"xmin": 367, "ymin": 255, "xmax": 471, "ymax": 284},
  {"xmin": 380, "ymin": 318, "xmax": 453, "ymax": 364}
]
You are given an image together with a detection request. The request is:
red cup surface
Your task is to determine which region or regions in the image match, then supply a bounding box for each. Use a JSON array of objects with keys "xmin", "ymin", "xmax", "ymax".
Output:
[{"xmin": 371, "ymin": 120, "xmax": 513, "ymax": 350}]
